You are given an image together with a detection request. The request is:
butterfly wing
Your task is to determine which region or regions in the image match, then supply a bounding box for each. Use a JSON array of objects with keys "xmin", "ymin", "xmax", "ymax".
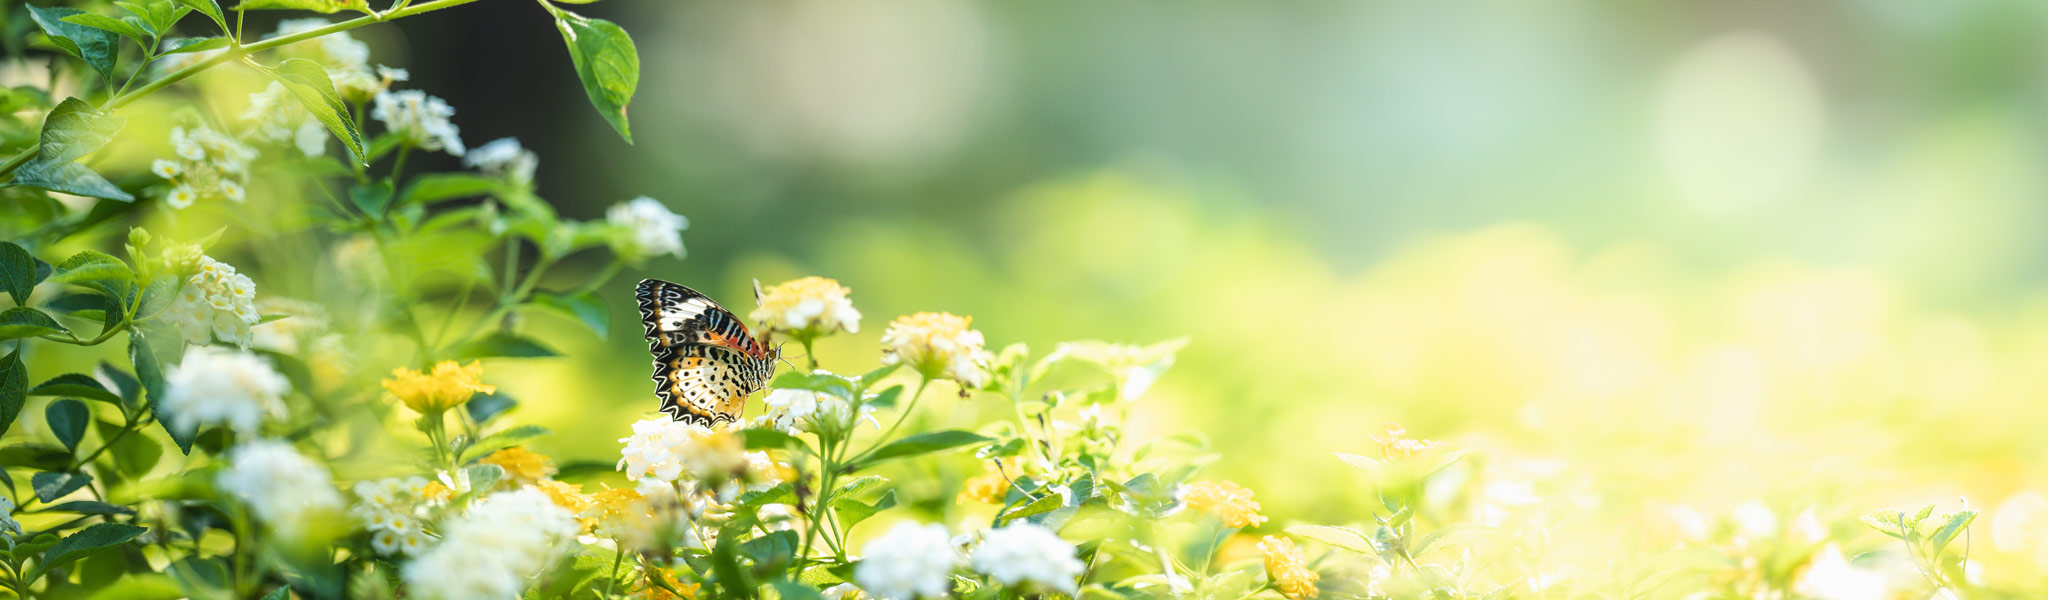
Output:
[{"xmin": 636, "ymin": 279, "xmax": 777, "ymax": 426}]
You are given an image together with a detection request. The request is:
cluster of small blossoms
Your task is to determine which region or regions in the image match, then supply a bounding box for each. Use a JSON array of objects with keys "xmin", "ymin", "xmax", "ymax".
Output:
[
  {"xmin": 154, "ymin": 125, "xmax": 257, "ymax": 209},
  {"xmin": 855, "ymin": 521, "xmax": 1084, "ymax": 599},
  {"xmin": 162, "ymin": 255, "xmax": 261, "ymax": 346},
  {"xmin": 463, "ymin": 137, "xmax": 538, "ymax": 186},
  {"xmin": 754, "ymin": 381, "xmax": 876, "ymax": 435},
  {"xmin": 1258, "ymin": 536, "xmax": 1321, "ymax": 599},
  {"xmin": 481, "ymin": 447, "xmax": 556, "ymax": 486},
  {"xmin": 402, "ymin": 490, "xmax": 579, "ymax": 600},
  {"xmin": 216, "ymin": 440, "xmax": 344, "ymax": 540},
  {"xmin": 161, "ymin": 346, "xmax": 289, "ymax": 436},
  {"xmin": 1369, "ymin": 422, "xmax": 1441, "ymax": 459},
  {"xmin": 350, "ymin": 477, "xmax": 439, "ymax": 556},
  {"xmin": 1184, "ymin": 480, "xmax": 1268, "ymax": 528},
  {"xmin": 271, "ymin": 19, "xmax": 408, "ymax": 101},
  {"xmin": 618, "ymin": 417, "xmax": 746, "ymax": 484},
  {"xmin": 880, "ymin": 312, "xmax": 992, "ymax": 388},
  {"xmin": 957, "ymin": 462, "xmax": 1010, "ymax": 504},
  {"xmin": 751, "ymin": 276, "xmax": 862, "ymax": 341},
  {"xmin": 242, "ymin": 82, "xmax": 328, "ymax": 158},
  {"xmin": 382, "ymin": 360, "xmax": 495, "ymax": 414},
  {"xmin": 606, "ymin": 196, "xmax": 689, "ymax": 262},
  {"xmin": 372, "ymin": 89, "xmax": 464, "ymax": 156}
]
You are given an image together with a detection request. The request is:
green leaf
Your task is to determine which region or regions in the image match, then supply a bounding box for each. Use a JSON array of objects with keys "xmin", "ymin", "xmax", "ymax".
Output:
[
  {"xmin": 50, "ymin": 250, "xmax": 135, "ymax": 289},
  {"xmin": 771, "ymin": 580, "xmax": 825, "ymax": 600},
  {"xmin": 467, "ymin": 392, "xmax": 516, "ymax": 424},
  {"xmin": 41, "ymin": 501, "xmax": 136, "ymax": 516},
  {"xmin": 168, "ymin": 0, "xmax": 226, "ymax": 31},
  {"xmin": 9, "ymin": 98, "xmax": 132, "ymax": 201},
  {"xmin": 998, "ymin": 491, "xmax": 1064, "ymax": 522},
  {"xmin": 739, "ymin": 428, "xmax": 806, "ymax": 453},
  {"xmin": 161, "ymin": 36, "xmax": 230, "ymax": 55},
  {"xmin": 553, "ymin": 10, "xmax": 639, "ymax": 143},
  {"xmin": 831, "ymin": 489, "xmax": 897, "ymax": 530},
  {"xmin": 459, "ymin": 464, "xmax": 504, "ymax": 499},
  {"xmin": 32, "ymin": 374, "xmax": 123, "ymax": 405},
  {"xmin": 1, "ymin": 241, "xmax": 46, "ymax": 304},
  {"xmin": 45, "ymin": 399, "xmax": 88, "ymax": 452},
  {"xmin": 234, "ymin": 0, "xmax": 368, "ymax": 14},
  {"xmin": 30, "ymin": 523, "xmax": 147, "ymax": 582},
  {"xmin": 0, "ymin": 351, "xmax": 25, "ymax": 437},
  {"xmin": 0, "ymin": 307, "xmax": 69, "ymax": 340},
  {"xmin": 349, "ymin": 180, "xmax": 394, "ymax": 216},
  {"xmin": 117, "ymin": 0, "xmax": 187, "ymax": 36},
  {"xmin": 26, "ymin": 6, "xmax": 119, "ymax": 81},
  {"xmin": 250, "ymin": 58, "xmax": 367, "ymax": 163},
  {"xmin": 834, "ymin": 475, "xmax": 889, "ymax": 499},
  {"xmin": 529, "ymin": 291, "xmax": 609, "ymax": 339},
  {"xmin": 33, "ymin": 471, "xmax": 93, "ymax": 502},
  {"xmin": 739, "ymin": 530, "xmax": 799, "ymax": 573},
  {"xmin": 1928, "ymin": 510, "xmax": 1978, "ymax": 554},
  {"xmin": 0, "ymin": 444, "xmax": 72, "ymax": 470},
  {"xmin": 1284, "ymin": 524, "xmax": 1377, "ymax": 555},
  {"xmin": 399, "ymin": 173, "xmax": 500, "ymax": 206},
  {"xmin": 770, "ymin": 370, "xmax": 858, "ymax": 401},
  {"xmin": 59, "ymin": 13, "xmax": 151, "ymax": 44},
  {"xmin": 129, "ymin": 333, "xmax": 187, "ymax": 454},
  {"xmin": 456, "ymin": 424, "xmax": 551, "ymax": 464},
  {"xmin": 449, "ymin": 331, "xmax": 560, "ymax": 360},
  {"xmin": 858, "ymin": 430, "xmax": 992, "ymax": 465},
  {"xmin": 108, "ymin": 430, "xmax": 162, "ymax": 477}
]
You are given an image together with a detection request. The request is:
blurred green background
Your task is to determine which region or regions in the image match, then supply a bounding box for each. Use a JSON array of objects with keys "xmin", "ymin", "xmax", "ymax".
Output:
[
  {"xmin": 26, "ymin": 0, "xmax": 2048, "ymax": 587},
  {"xmin": 388, "ymin": 0, "xmax": 2048, "ymax": 578}
]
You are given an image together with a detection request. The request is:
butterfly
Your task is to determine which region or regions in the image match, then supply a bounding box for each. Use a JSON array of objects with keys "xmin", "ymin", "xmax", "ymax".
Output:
[{"xmin": 635, "ymin": 279, "xmax": 781, "ymax": 427}]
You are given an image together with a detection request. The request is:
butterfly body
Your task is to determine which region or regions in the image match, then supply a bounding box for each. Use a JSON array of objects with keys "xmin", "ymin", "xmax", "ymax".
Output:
[{"xmin": 636, "ymin": 279, "xmax": 778, "ymax": 426}]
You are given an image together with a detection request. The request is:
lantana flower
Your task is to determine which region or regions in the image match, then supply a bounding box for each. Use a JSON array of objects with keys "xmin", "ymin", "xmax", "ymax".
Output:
[
  {"xmin": 751, "ymin": 277, "xmax": 862, "ymax": 342},
  {"xmin": 351, "ymin": 476, "xmax": 438, "ymax": 556},
  {"xmin": 161, "ymin": 255, "xmax": 261, "ymax": 346},
  {"xmin": 880, "ymin": 312, "xmax": 991, "ymax": 389},
  {"xmin": 618, "ymin": 417, "xmax": 745, "ymax": 483},
  {"xmin": 402, "ymin": 490, "xmax": 579, "ymax": 599},
  {"xmin": 481, "ymin": 447, "xmax": 556, "ymax": 486},
  {"xmin": 855, "ymin": 521, "xmax": 957, "ymax": 600},
  {"xmin": 155, "ymin": 125, "xmax": 257, "ymax": 210},
  {"xmin": 161, "ymin": 346, "xmax": 290, "ymax": 436},
  {"xmin": 464, "ymin": 137, "xmax": 538, "ymax": 186},
  {"xmin": 372, "ymin": 89, "xmax": 465, "ymax": 156},
  {"xmin": 606, "ymin": 196, "xmax": 689, "ymax": 262},
  {"xmin": 216, "ymin": 440, "xmax": 344, "ymax": 540},
  {"xmin": 1258, "ymin": 536, "xmax": 1320, "ymax": 599},
  {"xmin": 382, "ymin": 360, "xmax": 495, "ymax": 415},
  {"xmin": 1184, "ymin": 480, "xmax": 1268, "ymax": 528},
  {"xmin": 968, "ymin": 523, "xmax": 1084, "ymax": 593}
]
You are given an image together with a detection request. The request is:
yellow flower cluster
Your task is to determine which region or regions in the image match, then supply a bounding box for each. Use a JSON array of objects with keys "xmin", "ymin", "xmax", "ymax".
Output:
[
  {"xmin": 1184, "ymin": 480, "xmax": 1268, "ymax": 528},
  {"xmin": 1258, "ymin": 536, "xmax": 1320, "ymax": 599},
  {"xmin": 382, "ymin": 360, "xmax": 495, "ymax": 414},
  {"xmin": 958, "ymin": 462, "xmax": 1009, "ymax": 504},
  {"xmin": 483, "ymin": 447, "xmax": 556, "ymax": 485},
  {"xmin": 636, "ymin": 567, "xmax": 700, "ymax": 600},
  {"xmin": 1369, "ymin": 422, "xmax": 1440, "ymax": 459}
]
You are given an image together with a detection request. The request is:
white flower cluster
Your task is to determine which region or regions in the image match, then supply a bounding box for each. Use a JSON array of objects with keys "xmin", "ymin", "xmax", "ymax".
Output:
[
  {"xmin": 403, "ymin": 490, "xmax": 578, "ymax": 600},
  {"xmin": 162, "ymin": 255, "xmax": 261, "ymax": 346},
  {"xmin": 272, "ymin": 19, "xmax": 408, "ymax": 100},
  {"xmin": 351, "ymin": 477, "xmax": 439, "ymax": 556},
  {"xmin": 605, "ymin": 196, "xmax": 688, "ymax": 262},
  {"xmin": 215, "ymin": 440, "xmax": 343, "ymax": 538},
  {"xmin": 464, "ymin": 138, "xmax": 538, "ymax": 186},
  {"xmin": 617, "ymin": 418, "xmax": 743, "ymax": 482},
  {"xmin": 155, "ymin": 125, "xmax": 256, "ymax": 209},
  {"xmin": 372, "ymin": 90, "xmax": 464, "ymax": 156},
  {"xmin": 161, "ymin": 346, "xmax": 288, "ymax": 436},
  {"xmin": 856, "ymin": 522, "xmax": 959, "ymax": 600},
  {"xmin": 880, "ymin": 313, "xmax": 991, "ymax": 388},
  {"xmin": 242, "ymin": 82, "xmax": 329, "ymax": 158},
  {"xmin": 967, "ymin": 523, "xmax": 1084, "ymax": 593},
  {"xmin": 755, "ymin": 383, "xmax": 875, "ymax": 435}
]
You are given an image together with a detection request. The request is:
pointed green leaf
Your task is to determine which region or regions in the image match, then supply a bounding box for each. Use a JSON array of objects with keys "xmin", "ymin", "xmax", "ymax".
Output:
[
  {"xmin": 161, "ymin": 36, "xmax": 230, "ymax": 55},
  {"xmin": 33, "ymin": 471, "xmax": 92, "ymax": 502},
  {"xmin": 26, "ymin": 6, "xmax": 119, "ymax": 81},
  {"xmin": 235, "ymin": 0, "xmax": 368, "ymax": 13},
  {"xmin": 1, "ymin": 242, "xmax": 45, "ymax": 304},
  {"xmin": 30, "ymin": 373, "xmax": 123, "ymax": 405},
  {"xmin": 9, "ymin": 97, "xmax": 132, "ymax": 201},
  {"xmin": 58, "ymin": 13, "xmax": 151, "ymax": 44},
  {"xmin": 455, "ymin": 424, "xmax": 550, "ymax": 465},
  {"xmin": 0, "ymin": 351, "xmax": 25, "ymax": 437},
  {"xmin": 553, "ymin": 10, "xmax": 638, "ymax": 143},
  {"xmin": 250, "ymin": 58, "xmax": 366, "ymax": 163},
  {"xmin": 29, "ymin": 523, "xmax": 146, "ymax": 582},
  {"xmin": 857, "ymin": 430, "xmax": 992, "ymax": 466},
  {"xmin": 168, "ymin": 0, "xmax": 225, "ymax": 31},
  {"xmin": 129, "ymin": 333, "xmax": 187, "ymax": 454},
  {"xmin": 45, "ymin": 399, "xmax": 88, "ymax": 452},
  {"xmin": 529, "ymin": 290, "xmax": 609, "ymax": 339},
  {"xmin": 1284, "ymin": 524, "xmax": 1378, "ymax": 555},
  {"xmin": 0, "ymin": 307, "xmax": 68, "ymax": 340},
  {"xmin": 398, "ymin": 173, "xmax": 500, "ymax": 206}
]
